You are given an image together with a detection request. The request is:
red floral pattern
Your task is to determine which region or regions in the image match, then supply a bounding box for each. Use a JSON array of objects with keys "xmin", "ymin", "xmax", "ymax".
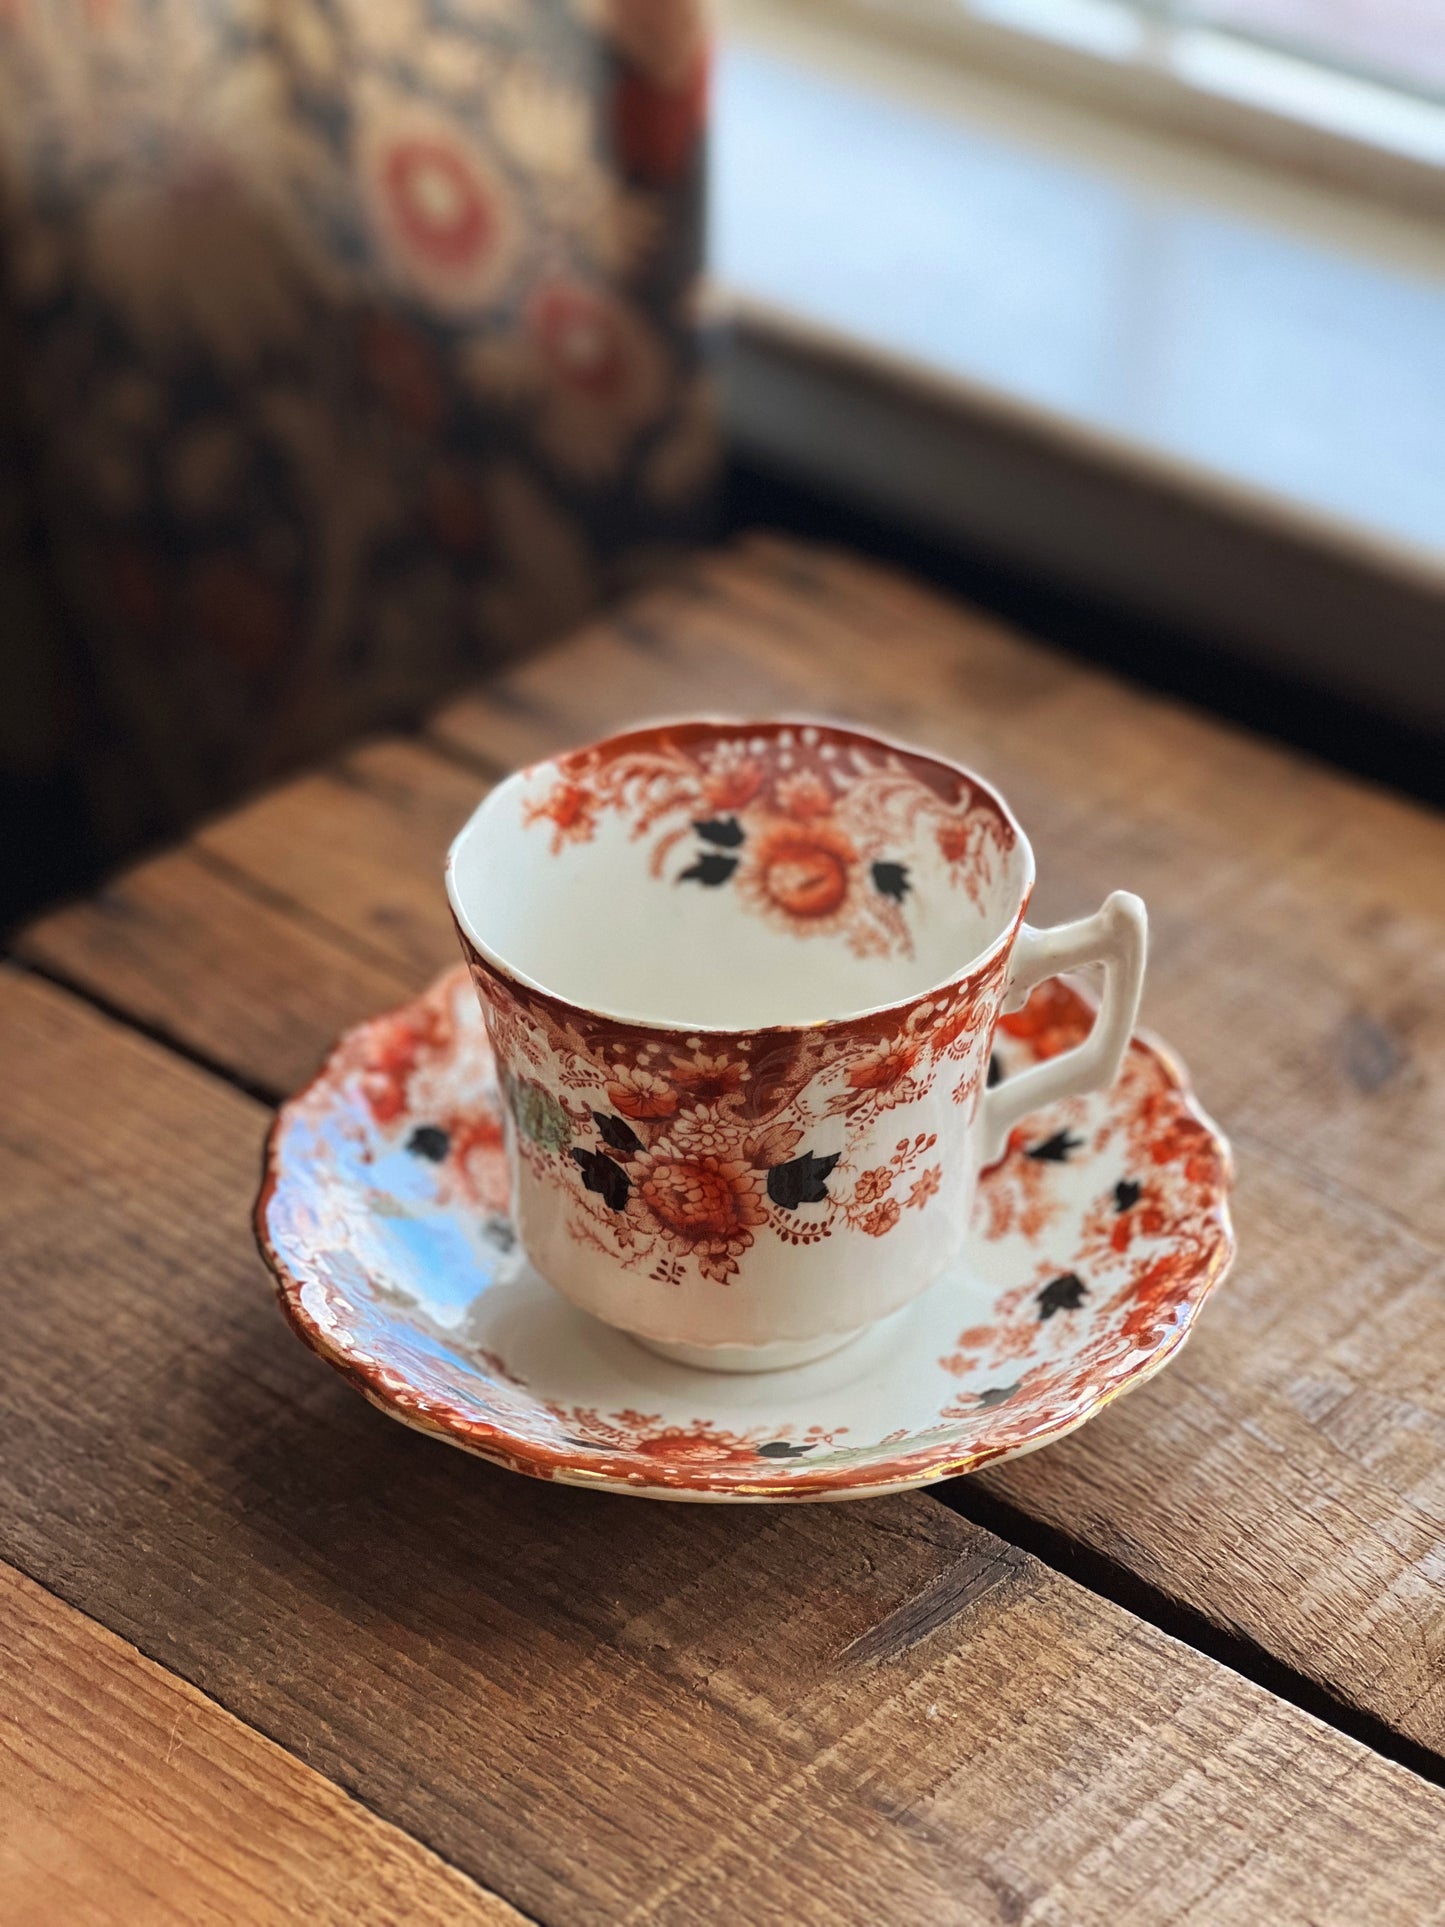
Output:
[
  {"xmin": 464, "ymin": 935, "xmax": 1000, "ymax": 1286},
  {"xmin": 520, "ymin": 720, "xmax": 1016, "ymax": 961},
  {"xmin": 257, "ymin": 967, "xmax": 1234, "ymax": 1499}
]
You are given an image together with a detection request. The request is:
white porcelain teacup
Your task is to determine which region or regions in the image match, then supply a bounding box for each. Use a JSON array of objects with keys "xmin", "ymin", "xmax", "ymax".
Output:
[{"xmin": 447, "ymin": 719, "xmax": 1146, "ymax": 1371}]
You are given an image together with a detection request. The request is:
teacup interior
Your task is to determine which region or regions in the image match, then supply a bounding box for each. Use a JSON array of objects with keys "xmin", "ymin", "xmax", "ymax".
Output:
[{"xmin": 450, "ymin": 722, "xmax": 1032, "ymax": 1030}]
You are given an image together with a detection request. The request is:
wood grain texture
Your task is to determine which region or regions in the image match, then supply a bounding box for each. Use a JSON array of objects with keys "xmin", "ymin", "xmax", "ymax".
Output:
[
  {"xmin": 12, "ymin": 535, "xmax": 1445, "ymax": 1761},
  {"xmin": 0, "ymin": 1563, "xmax": 522, "ymax": 1927},
  {"xmin": 194, "ymin": 737, "xmax": 483, "ymax": 981},
  {"xmin": 18, "ymin": 844, "xmax": 414, "ymax": 1097},
  {"xmin": 3, "ymin": 968, "xmax": 1445, "ymax": 1926},
  {"xmin": 20, "ymin": 738, "xmax": 470, "ymax": 1097}
]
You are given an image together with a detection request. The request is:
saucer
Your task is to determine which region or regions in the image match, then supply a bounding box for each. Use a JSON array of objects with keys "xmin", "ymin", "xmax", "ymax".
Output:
[{"xmin": 256, "ymin": 969, "xmax": 1234, "ymax": 1501}]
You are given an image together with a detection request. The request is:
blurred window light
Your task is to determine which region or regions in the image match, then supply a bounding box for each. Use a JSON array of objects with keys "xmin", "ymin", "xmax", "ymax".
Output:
[
  {"xmin": 1177, "ymin": 0, "xmax": 1445, "ymax": 101},
  {"xmin": 963, "ymin": 0, "xmax": 1445, "ymax": 107},
  {"xmin": 1174, "ymin": 26, "xmax": 1445, "ymax": 162},
  {"xmin": 788, "ymin": 0, "xmax": 1445, "ymax": 198},
  {"xmin": 967, "ymin": 0, "xmax": 1147, "ymax": 58}
]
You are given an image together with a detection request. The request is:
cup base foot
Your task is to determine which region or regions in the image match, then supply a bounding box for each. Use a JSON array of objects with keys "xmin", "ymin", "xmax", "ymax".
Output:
[{"xmin": 630, "ymin": 1327, "xmax": 868, "ymax": 1374}]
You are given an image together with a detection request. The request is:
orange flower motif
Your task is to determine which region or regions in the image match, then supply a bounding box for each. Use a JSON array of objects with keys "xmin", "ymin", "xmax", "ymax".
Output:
[
  {"xmin": 936, "ymin": 817, "xmax": 974, "ymax": 865},
  {"xmin": 1110, "ymin": 1193, "xmax": 1167, "ymax": 1253},
  {"xmin": 605, "ymin": 1066, "xmax": 679, "ymax": 1121},
  {"xmin": 668, "ymin": 1050, "xmax": 745, "ymax": 1104},
  {"xmin": 701, "ymin": 749, "xmax": 763, "ymax": 812},
  {"xmin": 861, "ymin": 1197, "xmax": 902, "ymax": 1237},
  {"xmin": 774, "ymin": 770, "xmax": 834, "ymax": 821},
  {"xmin": 666, "ymin": 1112, "xmax": 739, "ymax": 1158},
  {"xmin": 358, "ymin": 1002, "xmax": 450, "ymax": 1126},
  {"xmin": 746, "ymin": 1120, "xmax": 805, "ymax": 1168},
  {"xmin": 931, "ymin": 1001, "xmax": 977, "ymax": 1052},
  {"xmin": 745, "ymin": 820, "xmax": 857, "ymax": 922},
  {"xmin": 1000, "ymin": 980, "xmax": 1093, "ymax": 1060},
  {"xmin": 907, "ymin": 1164, "xmax": 943, "ymax": 1209},
  {"xmin": 852, "ymin": 1166, "xmax": 894, "ymax": 1206},
  {"xmin": 524, "ymin": 780, "xmax": 597, "ymax": 852},
  {"xmin": 633, "ymin": 1428, "xmax": 767, "ymax": 1465},
  {"xmin": 847, "ymin": 1037, "xmax": 921, "ymax": 1092},
  {"xmin": 634, "ymin": 1148, "xmax": 767, "ymax": 1254}
]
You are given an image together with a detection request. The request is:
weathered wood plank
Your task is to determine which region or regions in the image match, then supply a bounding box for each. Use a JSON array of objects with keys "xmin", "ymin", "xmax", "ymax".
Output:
[
  {"xmin": 11, "ymin": 534, "xmax": 1445, "ymax": 1763},
  {"xmin": 195, "ymin": 736, "xmax": 484, "ymax": 980},
  {"xmin": 0, "ymin": 1562, "xmax": 523, "ymax": 1927},
  {"xmin": 18, "ymin": 845, "xmax": 414, "ymax": 1097},
  {"xmin": 3, "ymin": 968, "xmax": 1444, "ymax": 1927},
  {"xmin": 18, "ymin": 737, "xmax": 473, "ymax": 1096}
]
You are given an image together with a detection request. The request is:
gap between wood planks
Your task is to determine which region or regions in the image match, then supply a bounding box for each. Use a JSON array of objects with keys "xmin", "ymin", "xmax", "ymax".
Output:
[
  {"xmin": 938, "ymin": 1483, "xmax": 1445, "ymax": 1790},
  {"xmin": 10, "ymin": 921, "xmax": 1445, "ymax": 1802}
]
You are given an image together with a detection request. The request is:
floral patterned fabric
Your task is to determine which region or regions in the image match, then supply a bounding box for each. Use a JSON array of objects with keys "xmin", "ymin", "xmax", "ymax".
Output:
[{"xmin": 0, "ymin": 0, "xmax": 716, "ymax": 906}]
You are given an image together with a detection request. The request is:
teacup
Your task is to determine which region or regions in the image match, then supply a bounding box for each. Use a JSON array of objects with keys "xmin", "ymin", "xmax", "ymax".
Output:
[{"xmin": 447, "ymin": 719, "xmax": 1146, "ymax": 1371}]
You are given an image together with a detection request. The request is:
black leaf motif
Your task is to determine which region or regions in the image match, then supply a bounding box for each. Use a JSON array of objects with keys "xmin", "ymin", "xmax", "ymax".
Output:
[
  {"xmin": 406, "ymin": 1124, "xmax": 450, "ymax": 1161},
  {"xmin": 693, "ymin": 816, "xmax": 745, "ymax": 848},
  {"xmin": 1027, "ymin": 1129, "xmax": 1084, "ymax": 1162},
  {"xmin": 571, "ymin": 1147, "xmax": 631, "ymax": 1211},
  {"xmin": 976, "ymin": 1381, "xmax": 1020, "ymax": 1408},
  {"xmin": 1114, "ymin": 1178, "xmax": 1142, "ymax": 1212},
  {"xmin": 755, "ymin": 1440, "xmax": 815, "ymax": 1459},
  {"xmin": 871, "ymin": 860, "xmax": 911, "ymax": 902},
  {"xmin": 767, "ymin": 1149, "xmax": 842, "ymax": 1209},
  {"xmin": 987, "ymin": 1053, "xmax": 1004, "ymax": 1088},
  {"xmin": 679, "ymin": 853, "xmax": 739, "ymax": 887},
  {"xmin": 1037, "ymin": 1272, "xmax": 1088, "ymax": 1320},
  {"xmin": 592, "ymin": 1109, "xmax": 643, "ymax": 1156}
]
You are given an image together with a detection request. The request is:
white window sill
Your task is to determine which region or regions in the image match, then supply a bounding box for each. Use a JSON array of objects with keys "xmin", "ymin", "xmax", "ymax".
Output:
[{"xmin": 711, "ymin": 0, "xmax": 1445, "ymax": 726}]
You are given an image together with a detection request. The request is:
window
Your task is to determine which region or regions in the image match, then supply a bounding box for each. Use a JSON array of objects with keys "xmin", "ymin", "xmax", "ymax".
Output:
[
  {"xmin": 717, "ymin": 0, "xmax": 1445, "ymax": 720},
  {"xmin": 1178, "ymin": 0, "xmax": 1444, "ymax": 98},
  {"xmin": 781, "ymin": 0, "xmax": 1445, "ymax": 209}
]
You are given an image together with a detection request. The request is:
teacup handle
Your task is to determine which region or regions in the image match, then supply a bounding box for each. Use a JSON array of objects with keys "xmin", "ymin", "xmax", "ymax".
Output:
[{"xmin": 978, "ymin": 891, "xmax": 1148, "ymax": 1167}]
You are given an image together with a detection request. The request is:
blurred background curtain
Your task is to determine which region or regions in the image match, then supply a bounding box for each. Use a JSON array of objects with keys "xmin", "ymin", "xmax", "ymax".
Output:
[{"xmin": 0, "ymin": 0, "xmax": 717, "ymax": 915}]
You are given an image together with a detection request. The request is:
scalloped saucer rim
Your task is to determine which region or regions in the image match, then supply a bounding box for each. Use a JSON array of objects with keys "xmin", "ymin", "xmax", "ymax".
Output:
[{"xmin": 255, "ymin": 970, "xmax": 1234, "ymax": 1502}]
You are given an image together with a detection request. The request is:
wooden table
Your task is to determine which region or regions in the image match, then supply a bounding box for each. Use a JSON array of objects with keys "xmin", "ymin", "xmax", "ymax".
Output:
[{"xmin": 5, "ymin": 535, "xmax": 1445, "ymax": 1925}]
